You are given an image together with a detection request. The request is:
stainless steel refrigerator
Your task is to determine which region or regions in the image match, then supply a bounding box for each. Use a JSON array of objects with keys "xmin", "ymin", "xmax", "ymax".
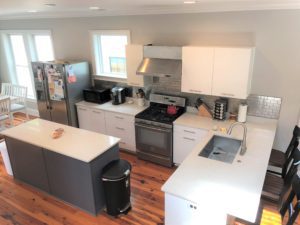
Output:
[{"xmin": 31, "ymin": 60, "xmax": 90, "ymax": 127}]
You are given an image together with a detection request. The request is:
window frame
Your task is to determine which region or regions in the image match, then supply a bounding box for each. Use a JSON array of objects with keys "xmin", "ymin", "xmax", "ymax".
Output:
[
  {"xmin": 89, "ymin": 30, "xmax": 131, "ymax": 83},
  {"xmin": 0, "ymin": 30, "xmax": 55, "ymax": 100}
]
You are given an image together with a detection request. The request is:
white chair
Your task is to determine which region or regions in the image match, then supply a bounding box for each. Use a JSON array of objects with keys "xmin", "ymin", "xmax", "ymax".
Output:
[
  {"xmin": 1, "ymin": 83, "xmax": 13, "ymax": 96},
  {"xmin": 10, "ymin": 84, "xmax": 29, "ymax": 120},
  {"xmin": 0, "ymin": 97, "xmax": 12, "ymax": 130}
]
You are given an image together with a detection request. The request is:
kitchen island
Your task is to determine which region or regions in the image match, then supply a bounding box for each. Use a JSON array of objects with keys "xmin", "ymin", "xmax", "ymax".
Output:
[
  {"xmin": 162, "ymin": 115, "xmax": 278, "ymax": 225},
  {"xmin": 1, "ymin": 118, "xmax": 120, "ymax": 215}
]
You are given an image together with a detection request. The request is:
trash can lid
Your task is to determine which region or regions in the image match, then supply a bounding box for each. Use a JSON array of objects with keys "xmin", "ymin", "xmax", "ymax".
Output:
[{"xmin": 102, "ymin": 159, "xmax": 131, "ymax": 180}]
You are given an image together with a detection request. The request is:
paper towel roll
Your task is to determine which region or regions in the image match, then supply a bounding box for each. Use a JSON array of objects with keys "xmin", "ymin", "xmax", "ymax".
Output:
[{"xmin": 238, "ymin": 103, "xmax": 248, "ymax": 123}]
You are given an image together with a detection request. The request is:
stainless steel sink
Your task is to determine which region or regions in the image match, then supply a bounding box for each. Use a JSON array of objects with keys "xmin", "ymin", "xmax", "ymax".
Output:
[{"xmin": 199, "ymin": 135, "xmax": 242, "ymax": 164}]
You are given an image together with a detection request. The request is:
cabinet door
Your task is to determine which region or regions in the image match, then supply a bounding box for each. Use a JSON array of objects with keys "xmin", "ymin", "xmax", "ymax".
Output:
[
  {"xmin": 212, "ymin": 47, "xmax": 253, "ymax": 99},
  {"xmin": 126, "ymin": 44, "xmax": 144, "ymax": 87},
  {"xmin": 5, "ymin": 137, "xmax": 50, "ymax": 192},
  {"xmin": 77, "ymin": 105, "xmax": 92, "ymax": 130},
  {"xmin": 173, "ymin": 125, "xmax": 208, "ymax": 165},
  {"xmin": 44, "ymin": 150, "xmax": 96, "ymax": 214},
  {"xmin": 165, "ymin": 194, "xmax": 200, "ymax": 225},
  {"xmin": 105, "ymin": 112, "xmax": 136, "ymax": 152},
  {"xmin": 181, "ymin": 47, "xmax": 214, "ymax": 95},
  {"xmin": 77, "ymin": 106, "xmax": 106, "ymax": 134},
  {"xmin": 89, "ymin": 109, "xmax": 106, "ymax": 134}
]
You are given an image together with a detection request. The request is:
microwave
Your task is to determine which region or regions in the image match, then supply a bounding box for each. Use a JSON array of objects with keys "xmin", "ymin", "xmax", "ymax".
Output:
[{"xmin": 83, "ymin": 88, "xmax": 111, "ymax": 104}]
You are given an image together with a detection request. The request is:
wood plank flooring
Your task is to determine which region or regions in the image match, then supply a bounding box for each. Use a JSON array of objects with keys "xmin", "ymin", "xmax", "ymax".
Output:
[{"xmin": 0, "ymin": 114, "xmax": 298, "ymax": 225}]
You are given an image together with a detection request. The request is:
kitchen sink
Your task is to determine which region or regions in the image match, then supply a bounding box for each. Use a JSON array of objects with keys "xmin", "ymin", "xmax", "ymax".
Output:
[{"xmin": 199, "ymin": 135, "xmax": 242, "ymax": 164}]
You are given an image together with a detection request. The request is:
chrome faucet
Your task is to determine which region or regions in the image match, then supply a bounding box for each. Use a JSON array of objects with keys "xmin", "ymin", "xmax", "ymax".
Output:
[{"xmin": 227, "ymin": 122, "xmax": 247, "ymax": 155}]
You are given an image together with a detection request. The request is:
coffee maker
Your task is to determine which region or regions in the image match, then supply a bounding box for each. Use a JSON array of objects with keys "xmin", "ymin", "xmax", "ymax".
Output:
[{"xmin": 111, "ymin": 87, "xmax": 126, "ymax": 105}]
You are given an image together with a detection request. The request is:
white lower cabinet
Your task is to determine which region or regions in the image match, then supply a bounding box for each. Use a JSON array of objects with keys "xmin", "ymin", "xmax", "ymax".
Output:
[
  {"xmin": 104, "ymin": 111, "xmax": 136, "ymax": 152},
  {"xmin": 76, "ymin": 105, "xmax": 136, "ymax": 152},
  {"xmin": 165, "ymin": 193, "xmax": 200, "ymax": 225},
  {"xmin": 77, "ymin": 106, "xmax": 106, "ymax": 134},
  {"xmin": 173, "ymin": 125, "xmax": 208, "ymax": 165}
]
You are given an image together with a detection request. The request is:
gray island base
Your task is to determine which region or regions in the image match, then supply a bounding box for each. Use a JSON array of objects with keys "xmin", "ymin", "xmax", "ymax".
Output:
[{"xmin": 5, "ymin": 137, "xmax": 119, "ymax": 215}]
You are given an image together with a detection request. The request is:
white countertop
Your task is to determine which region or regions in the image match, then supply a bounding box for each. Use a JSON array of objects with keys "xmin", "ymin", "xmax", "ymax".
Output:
[
  {"xmin": 0, "ymin": 119, "xmax": 120, "ymax": 163},
  {"xmin": 76, "ymin": 99, "xmax": 147, "ymax": 116},
  {"xmin": 163, "ymin": 113, "xmax": 278, "ymax": 222}
]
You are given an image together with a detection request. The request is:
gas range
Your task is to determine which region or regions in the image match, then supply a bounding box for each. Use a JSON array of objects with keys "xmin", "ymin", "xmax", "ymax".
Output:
[
  {"xmin": 135, "ymin": 94, "xmax": 186, "ymax": 167},
  {"xmin": 135, "ymin": 103, "xmax": 185, "ymax": 129}
]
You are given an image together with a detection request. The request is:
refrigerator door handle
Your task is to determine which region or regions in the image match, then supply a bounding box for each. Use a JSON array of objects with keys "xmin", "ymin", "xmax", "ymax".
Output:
[{"xmin": 43, "ymin": 72, "xmax": 52, "ymax": 111}]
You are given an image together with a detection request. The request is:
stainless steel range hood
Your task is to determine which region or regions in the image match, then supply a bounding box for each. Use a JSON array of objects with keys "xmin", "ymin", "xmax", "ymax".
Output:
[{"xmin": 136, "ymin": 46, "xmax": 182, "ymax": 78}]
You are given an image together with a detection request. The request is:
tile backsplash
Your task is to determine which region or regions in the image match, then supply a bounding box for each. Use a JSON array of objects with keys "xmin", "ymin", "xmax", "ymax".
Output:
[
  {"xmin": 93, "ymin": 77, "xmax": 282, "ymax": 120},
  {"xmin": 247, "ymin": 95, "xmax": 282, "ymax": 119}
]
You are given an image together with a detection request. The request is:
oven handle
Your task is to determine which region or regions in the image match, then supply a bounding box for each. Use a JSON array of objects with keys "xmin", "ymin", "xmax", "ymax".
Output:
[{"xmin": 135, "ymin": 123, "xmax": 172, "ymax": 133}]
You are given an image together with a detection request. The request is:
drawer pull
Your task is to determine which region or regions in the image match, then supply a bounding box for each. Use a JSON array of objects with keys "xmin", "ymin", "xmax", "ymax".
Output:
[
  {"xmin": 183, "ymin": 137, "xmax": 195, "ymax": 141},
  {"xmin": 190, "ymin": 89, "xmax": 202, "ymax": 93},
  {"xmin": 221, "ymin": 93, "xmax": 235, "ymax": 97},
  {"xmin": 92, "ymin": 110, "xmax": 101, "ymax": 114},
  {"xmin": 129, "ymin": 82, "xmax": 140, "ymax": 86},
  {"xmin": 120, "ymin": 141, "xmax": 126, "ymax": 145},
  {"xmin": 78, "ymin": 108, "xmax": 87, "ymax": 111},
  {"xmin": 115, "ymin": 116, "xmax": 124, "ymax": 119},
  {"xmin": 116, "ymin": 127, "xmax": 125, "ymax": 131},
  {"xmin": 183, "ymin": 130, "xmax": 195, "ymax": 134}
]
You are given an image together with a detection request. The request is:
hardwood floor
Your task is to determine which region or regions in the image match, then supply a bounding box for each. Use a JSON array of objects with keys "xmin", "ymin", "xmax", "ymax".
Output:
[{"xmin": 0, "ymin": 114, "xmax": 298, "ymax": 225}]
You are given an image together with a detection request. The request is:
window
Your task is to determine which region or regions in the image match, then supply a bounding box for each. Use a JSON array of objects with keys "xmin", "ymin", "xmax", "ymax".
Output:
[
  {"xmin": 1, "ymin": 30, "xmax": 54, "ymax": 99},
  {"xmin": 90, "ymin": 30, "xmax": 130, "ymax": 80},
  {"xmin": 34, "ymin": 35, "xmax": 54, "ymax": 61},
  {"xmin": 10, "ymin": 35, "xmax": 35, "ymax": 98}
]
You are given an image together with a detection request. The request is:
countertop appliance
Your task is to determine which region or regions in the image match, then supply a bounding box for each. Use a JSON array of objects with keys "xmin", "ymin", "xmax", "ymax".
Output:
[
  {"xmin": 111, "ymin": 87, "xmax": 126, "ymax": 105},
  {"xmin": 83, "ymin": 88, "xmax": 110, "ymax": 104},
  {"xmin": 135, "ymin": 93, "xmax": 186, "ymax": 167},
  {"xmin": 31, "ymin": 60, "xmax": 90, "ymax": 127}
]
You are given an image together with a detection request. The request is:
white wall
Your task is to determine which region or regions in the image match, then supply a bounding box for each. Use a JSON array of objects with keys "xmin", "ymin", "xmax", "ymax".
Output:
[{"xmin": 0, "ymin": 10, "xmax": 299, "ymax": 151}]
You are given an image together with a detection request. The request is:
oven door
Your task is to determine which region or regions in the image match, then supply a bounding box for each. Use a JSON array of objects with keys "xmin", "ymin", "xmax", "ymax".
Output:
[{"xmin": 135, "ymin": 123, "xmax": 172, "ymax": 157}]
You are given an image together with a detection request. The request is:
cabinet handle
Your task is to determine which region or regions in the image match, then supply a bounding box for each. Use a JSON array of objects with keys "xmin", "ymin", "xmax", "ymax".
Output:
[
  {"xmin": 129, "ymin": 82, "xmax": 140, "ymax": 86},
  {"xmin": 183, "ymin": 137, "xmax": 195, "ymax": 141},
  {"xmin": 120, "ymin": 141, "xmax": 126, "ymax": 145},
  {"xmin": 92, "ymin": 110, "xmax": 101, "ymax": 114},
  {"xmin": 115, "ymin": 116, "xmax": 124, "ymax": 119},
  {"xmin": 221, "ymin": 93, "xmax": 235, "ymax": 97},
  {"xmin": 116, "ymin": 127, "xmax": 125, "ymax": 131},
  {"xmin": 189, "ymin": 89, "xmax": 202, "ymax": 93},
  {"xmin": 184, "ymin": 130, "xmax": 195, "ymax": 134},
  {"xmin": 78, "ymin": 107, "xmax": 87, "ymax": 111}
]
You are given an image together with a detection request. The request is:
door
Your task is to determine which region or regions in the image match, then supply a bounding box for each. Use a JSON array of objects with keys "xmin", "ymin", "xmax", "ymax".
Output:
[
  {"xmin": 212, "ymin": 47, "xmax": 253, "ymax": 99},
  {"xmin": 45, "ymin": 63, "xmax": 69, "ymax": 125},
  {"xmin": 135, "ymin": 123, "xmax": 172, "ymax": 157},
  {"xmin": 181, "ymin": 47, "xmax": 214, "ymax": 95},
  {"xmin": 31, "ymin": 62, "xmax": 51, "ymax": 120}
]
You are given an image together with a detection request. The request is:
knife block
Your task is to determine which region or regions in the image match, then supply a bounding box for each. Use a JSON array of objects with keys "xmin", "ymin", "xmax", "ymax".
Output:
[{"xmin": 198, "ymin": 105, "xmax": 212, "ymax": 118}]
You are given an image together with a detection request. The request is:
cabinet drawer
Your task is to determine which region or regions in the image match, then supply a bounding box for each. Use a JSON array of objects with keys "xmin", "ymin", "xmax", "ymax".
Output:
[
  {"xmin": 106, "ymin": 123, "xmax": 135, "ymax": 149},
  {"xmin": 174, "ymin": 125, "xmax": 207, "ymax": 139},
  {"xmin": 105, "ymin": 111, "xmax": 134, "ymax": 124}
]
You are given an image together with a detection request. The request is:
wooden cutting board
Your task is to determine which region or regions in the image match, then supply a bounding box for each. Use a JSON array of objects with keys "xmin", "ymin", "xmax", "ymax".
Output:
[{"xmin": 198, "ymin": 104, "xmax": 213, "ymax": 118}]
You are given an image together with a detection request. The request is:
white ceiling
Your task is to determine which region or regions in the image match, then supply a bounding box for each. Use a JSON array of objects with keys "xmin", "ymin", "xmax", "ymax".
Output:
[{"xmin": 1, "ymin": 0, "xmax": 300, "ymax": 20}]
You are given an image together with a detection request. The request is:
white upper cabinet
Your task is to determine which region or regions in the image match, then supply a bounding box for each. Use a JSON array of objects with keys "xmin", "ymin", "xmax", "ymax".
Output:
[
  {"xmin": 181, "ymin": 46, "xmax": 254, "ymax": 99},
  {"xmin": 181, "ymin": 47, "xmax": 214, "ymax": 95},
  {"xmin": 126, "ymin": 44, "xmax": 144, "ymax": 87},
  {"xmin": 212, "ymin": 47, "xmax": 254, "ymax": 99}
]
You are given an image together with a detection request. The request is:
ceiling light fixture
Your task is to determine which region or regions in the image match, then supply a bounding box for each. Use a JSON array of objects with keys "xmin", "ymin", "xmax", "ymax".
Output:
[
  {"xmin": 27, "ymin": 10, "xmax": 37, "ymax": 13},
  {"xmin": 89, "ymin": 6, "xmax": 100, "ymax": 10},
  {"xmin": 183, "ymin": 1, "xmax": 196, "ymax": 4},
  {"xmin": 45, "ymin": 3, "xmax": 56, "ymax": 7}
]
